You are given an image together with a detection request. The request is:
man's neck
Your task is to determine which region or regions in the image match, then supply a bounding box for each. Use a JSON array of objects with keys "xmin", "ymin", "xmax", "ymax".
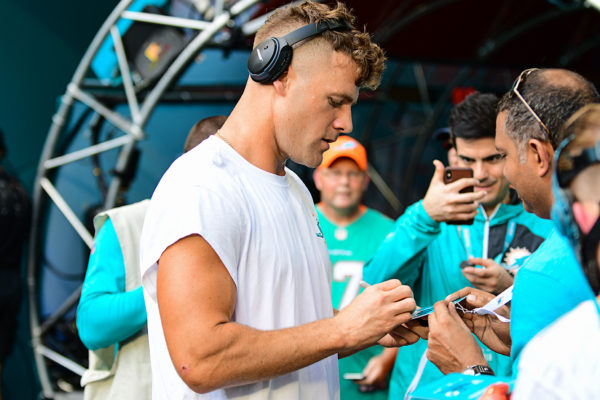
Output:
[
  {"xmin": 318, "ymin": 203, "xmax": 365, "ymax": 227},
  {"xmin": 219, "ymin": 88, "xmax": 287, "ymax": 175}
]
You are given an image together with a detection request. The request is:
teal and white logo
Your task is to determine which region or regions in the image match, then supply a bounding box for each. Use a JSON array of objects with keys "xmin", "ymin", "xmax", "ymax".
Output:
[{"xmin": 337, "ymin": 141, "xmax": 357, "ymax": 150}]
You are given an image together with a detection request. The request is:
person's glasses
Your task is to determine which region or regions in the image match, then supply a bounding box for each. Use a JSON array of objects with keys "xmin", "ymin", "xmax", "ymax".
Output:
[{"xmin": 510, "ymin": 68, "xmax": 551, "ymax": 139}]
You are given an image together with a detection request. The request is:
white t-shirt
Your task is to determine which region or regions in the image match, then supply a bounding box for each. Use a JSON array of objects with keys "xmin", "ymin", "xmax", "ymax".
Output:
[
  {"xmin": 513, "ymin": 298, "xmax": 600, "ymax": 399},
  {"xmin": 140, "ymin": 136, "xmax": 339, "ymax": 400}
]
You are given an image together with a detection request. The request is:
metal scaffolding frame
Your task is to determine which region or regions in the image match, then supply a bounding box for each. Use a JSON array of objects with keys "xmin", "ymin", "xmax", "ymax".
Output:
[{"xmin": 27, "ymin": 1, "xmax": 261, "ymax": 397}]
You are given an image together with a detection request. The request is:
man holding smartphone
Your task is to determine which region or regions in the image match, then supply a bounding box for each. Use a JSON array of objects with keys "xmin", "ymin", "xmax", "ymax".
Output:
[
  {"xmin": 363, "ymin": 92, "xmax": 553, "ymax": 397},
  {"xmin": 425, "ymin": 68, "xmax": 600, "ymax": 383}
]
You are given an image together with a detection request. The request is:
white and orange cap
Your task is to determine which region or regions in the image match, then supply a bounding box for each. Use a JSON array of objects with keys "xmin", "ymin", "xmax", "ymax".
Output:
[{"xmin": 318, "ymin": 135, "xmax": 367, "ymax": 171}]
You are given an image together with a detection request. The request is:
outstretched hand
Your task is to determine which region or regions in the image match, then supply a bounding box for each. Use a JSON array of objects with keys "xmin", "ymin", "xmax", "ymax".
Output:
[
  {"xmin": 422, "ymin": 160, "xmax": 485, "ymax": 223},
  {"xmin": 354, "ymin": 348, "xmax": 397, "ymax": 392},
  {"xmin": 377, "ymin": 318, "xmax": 429, "ymax": 348},
  {"xmin": 446, "ymin": 287, "xmax": 511, "ymax": 356},
  {"xmin": 462, "ymin": 257, "xmax": 514, "ymax": 294},
  {"xmin": 427, "ymin": 300, "xmax": 487, "ymax": 374},
  {"xmin": 335, "ymin": 279, "xmax": 416, "ymax": 352}
]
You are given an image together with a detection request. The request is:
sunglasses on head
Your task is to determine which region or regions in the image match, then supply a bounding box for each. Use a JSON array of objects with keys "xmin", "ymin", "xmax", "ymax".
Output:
[{"xmin": 510, "ymin": 68, "xmax": 551, "ymax": 139}]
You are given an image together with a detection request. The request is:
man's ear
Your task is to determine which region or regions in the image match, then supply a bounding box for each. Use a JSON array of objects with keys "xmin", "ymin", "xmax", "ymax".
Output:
[
  {"xmin": 527, "ymin": 138, "xmax": 554, "ymax": 177},
  {"xmin": 313, "ymin": 168, "xmax": 323, "ymax": 191},
  {"xmin": 272, "ymin": 66, "xmax": 293, "ymax": 95},
  {"xmin": 362, "ymin": 173, "xmax": 370, "ymax": 192}
]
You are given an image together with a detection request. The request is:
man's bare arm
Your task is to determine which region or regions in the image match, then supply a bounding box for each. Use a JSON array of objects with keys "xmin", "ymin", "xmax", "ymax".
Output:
[{"xmin": 157, "ymin": 234, "xmax": 416, "ymax": 393}]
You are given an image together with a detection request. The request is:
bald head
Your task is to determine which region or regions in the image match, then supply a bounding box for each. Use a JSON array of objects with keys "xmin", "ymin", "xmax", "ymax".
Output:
[{"xmin": 542, "ymin": 69, "xmax": 594, "ymax": 90}]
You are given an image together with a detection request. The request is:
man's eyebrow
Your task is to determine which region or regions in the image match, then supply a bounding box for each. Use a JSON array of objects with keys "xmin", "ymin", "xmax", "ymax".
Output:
[
  {"xmin": 332, "ymin": 93, "xmax": 357, "ymax": 105},
  {"xmin": 458, "ymin": 155, "xmax": 475, "ymax": 161},
  {"xmin": 483, "ymin": 153, "xmax": 504, "ymax": 161}
]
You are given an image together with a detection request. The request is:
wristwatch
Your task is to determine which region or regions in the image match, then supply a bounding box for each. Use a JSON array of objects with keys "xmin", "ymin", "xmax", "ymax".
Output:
[{"xmin": 462, "ymin": 365, "xmax": 495, "ymax": 376}]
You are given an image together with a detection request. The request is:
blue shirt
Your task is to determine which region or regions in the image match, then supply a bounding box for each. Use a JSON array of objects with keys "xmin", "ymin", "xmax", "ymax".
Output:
[
  {"xmin": 510, "ymin": 228, "xmax": 594, "ymax": 369},
  {"xmin": 76, "ymin": 219, "xmax": 147, "ymax": 350}
]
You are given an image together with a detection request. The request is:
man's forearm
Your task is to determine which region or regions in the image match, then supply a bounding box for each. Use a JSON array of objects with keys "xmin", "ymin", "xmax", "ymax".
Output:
[{"xmin": 172, "ymin": 316, "xmax": 347, "ymax": 393}]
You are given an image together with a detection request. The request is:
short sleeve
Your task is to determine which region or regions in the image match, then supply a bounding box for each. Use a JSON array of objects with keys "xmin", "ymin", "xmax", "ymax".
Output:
[{"xmin": 140, "ymin": 180, "xmax": 244, "ymax": 301}]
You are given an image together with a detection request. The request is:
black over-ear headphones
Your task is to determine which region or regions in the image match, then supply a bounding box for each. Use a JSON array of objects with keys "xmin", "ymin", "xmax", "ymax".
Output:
[{"xmin": 248, "ymin": 19, "xmax": 352, "ymax": 84}]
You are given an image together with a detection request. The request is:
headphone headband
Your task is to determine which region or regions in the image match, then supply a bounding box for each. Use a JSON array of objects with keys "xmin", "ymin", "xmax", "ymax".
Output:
[
  {"xmin": 248, "ymin": 18, "xmax": 352, "ymax": 84},
  {"xmin": 281, "ymin": 19, "xmax": 352, "ymax": 47}
]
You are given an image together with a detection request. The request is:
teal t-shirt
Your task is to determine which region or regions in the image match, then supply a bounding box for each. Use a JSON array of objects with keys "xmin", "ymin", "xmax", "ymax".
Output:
[
  {"xmin": 511, "ymin": 229, "xmax": 594, "ymax": 370},
  {"xmin": 316, "ymin": 205, "xmax": 394, "ymax": 400}
]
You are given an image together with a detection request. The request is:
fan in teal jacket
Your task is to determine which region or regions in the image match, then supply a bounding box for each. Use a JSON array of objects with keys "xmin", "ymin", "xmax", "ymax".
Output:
[{"xmin": 363, "ymin": 199, "xmax": 553, "ymax": 398}]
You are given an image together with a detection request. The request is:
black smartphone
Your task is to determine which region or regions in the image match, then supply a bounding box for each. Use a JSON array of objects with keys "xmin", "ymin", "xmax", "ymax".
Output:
[{"xmin": 443, "ymin": 166, "xmax": 474, "ymax": 225}]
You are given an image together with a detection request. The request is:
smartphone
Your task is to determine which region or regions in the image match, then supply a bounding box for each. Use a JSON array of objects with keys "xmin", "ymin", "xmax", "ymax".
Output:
[
  {"xmin": 343, "ymin": 372, "xmax": 366, "ymax": 381},
  {"xmin": 443, "ymin": 166, "xmax": 474, "ymax": 225},
  {"xmin": 410, "ymin": 296, "xmax": 468, "ymax": 320}
]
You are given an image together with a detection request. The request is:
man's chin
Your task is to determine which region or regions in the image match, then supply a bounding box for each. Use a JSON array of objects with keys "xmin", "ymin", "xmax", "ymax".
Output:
[
  {"xmin": 291, "ymin": 154, "xmax": 322, "ymax": 169},
  {"xmin": 521, "ymin": 200, "xmax": 550, "ymax": 219},
  {"xmin": 480, "ymin": 193, "xmax": 500, "ymax": 208},
  {"xmin": 520, "ymin": 199, "xmax": 538, "ymax": 216}
]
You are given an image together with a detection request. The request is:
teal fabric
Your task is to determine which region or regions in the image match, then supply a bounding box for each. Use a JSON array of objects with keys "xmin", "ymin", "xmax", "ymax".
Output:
[
  {"xmin": 510, "ymin": 229, "xmax": 594, "ymax": 370},
  {"xmin": 316, "ymin": 206, "xmax": 394, "ymax": 400},
  {"xmin": 363, "ymin": 200, "xmax": 553, "ymax": 398},
  {"xmin": 76, "ymin": 219, "xmax": 147, "ymax": 350}
]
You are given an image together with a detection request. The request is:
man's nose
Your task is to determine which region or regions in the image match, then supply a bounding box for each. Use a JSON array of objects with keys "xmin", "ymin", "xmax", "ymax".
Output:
[
  {"xmin": 473, "ymin": 161, "xmax": 487, "ymax": 181},
  {"xmin": 333, "ymin": 106, "xmax": 353, "ymax": 133}
]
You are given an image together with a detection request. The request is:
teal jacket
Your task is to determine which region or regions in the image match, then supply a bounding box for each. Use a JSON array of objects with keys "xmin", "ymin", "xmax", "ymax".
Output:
[{"xmin": 363, "ymin": 200, "xmax": 553, "ymax": 398}]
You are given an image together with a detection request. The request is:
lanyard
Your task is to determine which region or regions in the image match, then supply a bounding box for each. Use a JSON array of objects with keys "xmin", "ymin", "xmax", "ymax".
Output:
[
  {"xmin": 455, "ymin": 285, "xmax": 513, "ymax": 322},
  {"xmin": 458, "ymin": 220, "xmax": 516, "ymax": 265}
]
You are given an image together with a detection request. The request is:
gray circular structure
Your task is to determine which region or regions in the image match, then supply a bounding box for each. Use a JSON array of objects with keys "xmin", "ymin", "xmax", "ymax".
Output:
[{"xmin": 27, "ymin": 1, "xmax": 263, "ymax": 397}]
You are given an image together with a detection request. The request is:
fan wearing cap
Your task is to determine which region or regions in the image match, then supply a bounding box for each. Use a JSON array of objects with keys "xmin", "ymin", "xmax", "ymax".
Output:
[
  {"xmin": 313, "ymin": 135, "xmax": 396, "ymax": 398},
  {"xmin": 512, "ymin": 103, "xmax": 600, "ymax": 398}
]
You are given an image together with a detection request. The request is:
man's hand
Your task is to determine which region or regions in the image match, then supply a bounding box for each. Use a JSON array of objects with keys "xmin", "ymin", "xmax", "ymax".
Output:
[
  {"xmin": 427, "ymin": 301, "xmax": 487, "ymax": 374},
  {"xmin": 422, "ymin": 160, "xmax": 485, "ymax": 223},
  {"xmin": 461, "ymin": 258, "xmax": 514, "ymax": 294},
  {"xmin": 376, "ymin": 322, "xmax": 425, "ymax": 348},
  {"xmin": 446, "ymin": 287, "xmax": 511, "ymax": 356},
  {"xmin": 335, "ymin": 280, "xmax": 416, "ymax": 352},
  {"xmin": 354, "ymin": 348, "xmax": 397, "ymax": 392}
]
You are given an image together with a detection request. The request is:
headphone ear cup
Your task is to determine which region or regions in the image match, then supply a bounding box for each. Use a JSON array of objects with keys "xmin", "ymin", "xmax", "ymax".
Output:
[
  {"xmin": 248, "ymin": 38, "xmax": 278, "ymax": 79},
  {"xmin": 263, "ymin": 45, "xmax": 293, "ymax": 84},
  {"xmin": 248, "ymin": 38, "xmax": 293, "ymax": 84}
]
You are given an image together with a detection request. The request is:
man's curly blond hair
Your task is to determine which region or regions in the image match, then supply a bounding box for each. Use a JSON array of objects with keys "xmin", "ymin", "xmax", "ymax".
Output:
[{"xmin": 254, "ymin": 1, "xmax": 385, "ymax": 90}]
